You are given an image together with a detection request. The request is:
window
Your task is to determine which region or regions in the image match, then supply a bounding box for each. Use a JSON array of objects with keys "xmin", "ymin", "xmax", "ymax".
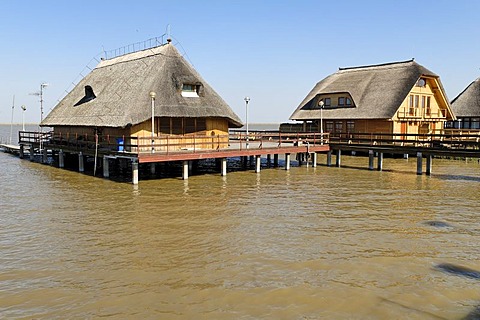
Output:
[
  {"xmin": 325, "ymin": 121, "xmax": 334, "ymax": 132},
  {"xmin": 338, "ymin": 97, "xmax": 345, "ymax": 106},
  {"xmin": 426, "ymin": 96, "xmax": 431, "ymax": 115},
  {"xmin": 414, "ymin": 95, "xmax": 419, "ymax": 108},
  {"xmin": 182, "ymin": 84, "xmax": 199, "ymax": 97},
  {"xmin": 472, "ymin": 118, "xmax": 480, "ymax": 129},
  {"xmin": 346, "ymin": 97, "xmax": 352, "ymax": 106},
  {"xmin": 346, "ymin": 121, "xmax": 355, "ymax": 132},
  {"xmin": 324, "ymin": 98, "xmax": 331, "ymax": 107},
  {"xmin": 417, "ymin": 78, "xmax": 426, "ymax": 87},
  {"xmin": 335, "ymin": 121, "xmax": 343, "ymax": 132}
]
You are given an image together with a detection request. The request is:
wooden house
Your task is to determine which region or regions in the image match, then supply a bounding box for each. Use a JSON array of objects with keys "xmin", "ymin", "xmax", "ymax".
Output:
[
  {"xmin": 447, "ymin": 78, "xmax": 480, "ymax": 130},
  {"xmin": 41, "ymin": 40, "xmax": 242, "ymax": 152},
  {"xmin": 288, "ymin": 59, "xmax": 455, "ymax": 137}
]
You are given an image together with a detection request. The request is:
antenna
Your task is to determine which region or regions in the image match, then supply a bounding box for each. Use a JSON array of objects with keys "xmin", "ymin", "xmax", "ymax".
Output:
[
  {"xmin": 166, "ymin": 24, "xmax": 172, "ymax": 42},
  {"xmin": 29, "ymin": 82, "xmax": 49, "ymax": 125}
]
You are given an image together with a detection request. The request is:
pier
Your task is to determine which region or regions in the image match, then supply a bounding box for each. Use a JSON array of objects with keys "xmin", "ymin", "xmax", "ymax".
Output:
[{"xmin": 17, "ymin": 131, "xmax": 330, "ymax": 184}]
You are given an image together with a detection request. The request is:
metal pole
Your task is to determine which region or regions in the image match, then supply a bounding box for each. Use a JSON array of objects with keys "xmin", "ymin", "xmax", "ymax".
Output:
[
  {"xmin": 9, "ymin": 95, "xmax": 15, "ymax": 145},
  {"xmin": 150, "ymin": 91, "xmax": 156, "ymax": 153},
  {"xmin": 318, "ymin": 100, "xmax": 324, "ymax": 145},
  {"xmin": 21, "ymin": 105, "xmax": 26, "ymax": 131},
  {"xmin": 245, "ymin": 97, "xmax": 250, "ymax": 149}
]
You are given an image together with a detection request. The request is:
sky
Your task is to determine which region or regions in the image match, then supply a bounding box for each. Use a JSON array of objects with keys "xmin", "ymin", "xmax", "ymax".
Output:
[{"xmin": 0, "ymin": 0, "xmax": 479, "ymax": 125}]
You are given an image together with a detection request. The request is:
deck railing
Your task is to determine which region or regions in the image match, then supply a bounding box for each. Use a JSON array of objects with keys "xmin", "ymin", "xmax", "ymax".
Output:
[
  {"xmin": 329, "ymin": 132, "xmax": 480, "ymax": 150},
  {"xmin": 18, "ymin": 130, "xmax": 330, "ymax": 155}
]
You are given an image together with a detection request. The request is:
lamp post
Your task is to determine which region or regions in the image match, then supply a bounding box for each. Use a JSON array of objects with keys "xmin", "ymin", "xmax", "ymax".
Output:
[
  {"xmin": 244, "ymin": 96, "xmax": 250, "ymax": 149},
  {"xmin": 21, "ymin": 105, "xmax": 26, "ymax": 131},
  {"xmin": 149, "ymin": 91, "xmax": 156, "ymax": 153},
  {"xmin": 318, "ymin": 99, "xmax": 325, "ymax": 145}
]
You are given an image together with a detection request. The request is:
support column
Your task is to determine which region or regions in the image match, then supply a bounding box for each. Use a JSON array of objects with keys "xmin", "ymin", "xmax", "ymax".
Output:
[
  {"xmin": 266, "ymin": 154, "xmax": 271, "ymax": 166},
  {"xmin": 368, "ymin": 150, "xmax": 374, "ymax": 170},
  {"xmin": 221, "ymin": 158, "xmax": 227, "ymax": 176},
  {"xmin": 426, "ymin": 155, "xmax": 432, "ymax": 176},
  {"xmin": 29, "ymin": 145, "xmax": 35, "ymax": 161},
  {"xmin": 78, "ymin": 152, "xmax": 84, "ymax": 172},
  {"xmin": 59, "ymin": 150, "xmax": 65, "ymax": 168},
  {"xmin": 42, "ymin": 148, "xmax": 48, "ymax": 164},
  {"xmin": 285, "ymin": 153, "xmax": 291, "ymax": 170},
  {"xmin": 377, "ymin": 152, "xmax": 383, "ymax": 171},
  {"xmin": 404, "ymin": 154, "xmax": 409, "ymax": 160},
  {"xmin": 255, "ymin": 155, "xmax": 261, "ymax": 173},
  {"xmin": 103, "ymin": 156, "xmax": 109, "ymax": 178},
  {"xmin": 150, "ymin": 163, "xmax": 156, "ymax": 175},
  {"xmin": 19, "ymin": 145, "xmax": 24, "ymax": 159},
  {"xmin": 312, "ymin": 153, "xmax": 317, "ymax": 167},
  {"xmin": 273, "ymin": 154, "xmax": 279, "ymax": 167},
  {"xmin": 327, "ymin": 151, "xmax": 332, "ymax": 167},
  {"xmin": 132, "ymin": 160, "xmax": 139, "ymax": 185},
  {"xmin": 416, "ymin": 152, "xmax": 423, "ymax": 175},
  {"xmin": 182, "ymin": 160, "xmax": 189, "ymax": 180},
  {"xmin": 336, "ymin": 149, "xmax": 341, "ymax": 167}
]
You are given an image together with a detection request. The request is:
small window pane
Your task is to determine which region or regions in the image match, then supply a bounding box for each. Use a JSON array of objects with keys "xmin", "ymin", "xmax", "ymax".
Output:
[
  {"xmin": 338, "ymin": 97, "xmax": 345, "ymax": 106},
  {"xmin": 324, "ymin": 98, "xmax": 331, "ymax": 106},
  {"xmin": 346, "ymin": 97, "xmax": 352, "ymax": 105}
]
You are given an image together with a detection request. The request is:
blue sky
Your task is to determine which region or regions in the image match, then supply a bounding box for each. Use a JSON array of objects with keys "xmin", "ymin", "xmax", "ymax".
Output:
[{"xmin": 0, "ymin": 0, "xmax": 479, "ymax": 125}]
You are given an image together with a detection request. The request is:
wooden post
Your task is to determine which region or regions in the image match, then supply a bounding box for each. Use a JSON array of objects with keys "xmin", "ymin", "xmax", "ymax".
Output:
[
  {"xmin": 42, "ymin": 148, "xmax": 48, "ymax": 164},
  {"xmin": 221, "ymin": 158, "xmax": 227, "ymax": 176},
  {"xmin": 266, "ymin": 154, "xmax": 271, "ymax": 166},
  {"xmin": 312, "ymin": 152, "xmax": 317, "ymax": 167},
  {"xmin": 368, "ymin": 150, "xmax": 374, "ymax": 170},
  {"xmin": 377, "ymin": 152, "xmax": 383, "ymax": 171},
  {"xmin": 327, "ymin": 150, "xmax": 332, "ymax": 167},
  {"xmin": 78, "ymin": 152, "xmax": 84, "ymax": 172},
  {"xmin": 150, "ymin": 163, "xmax": 156, "ymax": 175},
  {"xmin": 132, "ymin": 160, "xmax": 139, "ymax": 185},
  {"xmin": 255, "ymin": 155, "xmax": 261, "ymax": 173},
  {"xmin": 103, "ymin": 156, "xmax": 109, "ymax": 178},
  {"xmin": 29, "ymin": 145, "xmax": 35, "ymax": 161},
  {"xmin": 59, "ymin": 150, "xmax": 65, "ymax": 168},
  {"xmin": 426, "ymin": 155, "xmax": 432, "ymax": 176},
  {"xmin": 19, "ymin": 144, "xmax": 24, "ymax": 159},
  {"xmin": 273, "ymin": 154, "xmax": 279, "ymax": 167},
  {"xmin": 404, "ymin": 154, "xmax": 409, "ymax": 159},
  {"xmin": 182, "ymin": 160, "xmax": 189, "ymax": 180},
  {"xmin": 416, "ymin": 152, "xmax": 423, "ymax": 175},
  {"xmin": 285, "ymin": 153, "xmax": 291, "ymax": 170},
  {"xmin": 336, "ymin": 149, "xmax": 341, "ymax": 167}
]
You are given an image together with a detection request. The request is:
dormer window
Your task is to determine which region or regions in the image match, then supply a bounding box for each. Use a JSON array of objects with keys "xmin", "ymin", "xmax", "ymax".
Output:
[{"xmin": 182, "ymin": 84, "xmax": 199, "ymax": 97}]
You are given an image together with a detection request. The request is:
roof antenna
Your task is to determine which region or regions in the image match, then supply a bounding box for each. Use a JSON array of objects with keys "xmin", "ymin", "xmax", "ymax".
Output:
[{"xmin": 166, "ymin": 24, "xmax": 172, "ymax": 43}]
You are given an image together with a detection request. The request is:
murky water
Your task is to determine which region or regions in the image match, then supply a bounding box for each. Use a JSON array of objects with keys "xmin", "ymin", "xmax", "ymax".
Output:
[{"xmin": 1, "ymin": 125, "xmax": 480, "ymax": 319}]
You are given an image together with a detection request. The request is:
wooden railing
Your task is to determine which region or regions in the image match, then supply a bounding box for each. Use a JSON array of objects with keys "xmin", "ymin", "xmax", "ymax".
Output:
[
  {"xmin": 329, "ymin": 132, "xmax": 480, "ymax": 150},
  {"xmin": 18, "ymin": 130, "xmax": 330, "ymax": 155}
]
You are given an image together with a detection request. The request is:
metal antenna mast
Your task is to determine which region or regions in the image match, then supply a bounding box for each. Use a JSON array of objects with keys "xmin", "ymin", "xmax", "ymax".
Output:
[{"xmin": 29, "ymin": 82, "xmax": 49, "ymax": 126}]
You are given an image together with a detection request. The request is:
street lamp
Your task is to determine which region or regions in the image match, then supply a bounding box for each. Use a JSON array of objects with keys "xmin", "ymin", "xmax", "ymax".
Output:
[
  {"xmin": 21, "ymin": 105, "xmax": 27, "ymax": 131},
  {"xmin": 149, "ymin": 91, "xmax": 156, "ymax": 153},
  {"xmin": 244, "ymin": 96, "xmax": 250, "ymax": 149},
  {"xmin": 318, "ymin": 99, "xmax": 325, "ymax": 145}
]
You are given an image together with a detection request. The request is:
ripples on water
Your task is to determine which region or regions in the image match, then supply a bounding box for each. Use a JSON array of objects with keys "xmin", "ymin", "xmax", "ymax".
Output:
[{"xmin": 1, "ymin": 148, "xmax": 480, "ymax": 319}]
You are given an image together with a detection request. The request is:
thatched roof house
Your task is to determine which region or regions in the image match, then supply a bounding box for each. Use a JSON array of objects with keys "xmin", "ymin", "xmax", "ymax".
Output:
[
  {"xmin": 41, "ymin": 40, "xmax": 242, "ymax": 151},
  {"xmin": 288, "ymin": 59, "xmax": 454, "ymax": 135},
  {"xmin": 449, "ymin": 78, "xmax": 480, "ymax": 129}
]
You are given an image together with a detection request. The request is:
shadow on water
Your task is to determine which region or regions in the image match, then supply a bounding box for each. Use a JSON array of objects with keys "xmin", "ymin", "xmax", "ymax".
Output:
[
  {"xmin": 434, "ymin": 263, "xmax": 480, "ymax": 320},
  {"xmin": 434, "ymin": 174, "xmax": 480, "ymax": 183}
]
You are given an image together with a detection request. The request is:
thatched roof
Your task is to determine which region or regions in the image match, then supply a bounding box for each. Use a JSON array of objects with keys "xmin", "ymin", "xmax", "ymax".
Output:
[
  {"xmin": 41, "ymin": 43, "xmax": 242, "ymax": 128},
  {"xmin": 450, "ymin": 78, "xmax": 480, "ymax": 117},
  {"xmin": 290, "ymin": 59, "xmax": 448, "ymax": 121}
]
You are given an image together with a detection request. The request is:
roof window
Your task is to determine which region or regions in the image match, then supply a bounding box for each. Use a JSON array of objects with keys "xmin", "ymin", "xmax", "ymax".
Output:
[
  {"xmin": 74, "ymin": 85, "xmax": 96, "ymax": 106},
  {"xmin": 182, "ymin": 84, "xmax": 199, "ymax": 97}
]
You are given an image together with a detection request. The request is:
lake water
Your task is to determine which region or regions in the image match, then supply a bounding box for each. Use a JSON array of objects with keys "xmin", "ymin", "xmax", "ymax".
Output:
[{"xmin": 1, "ymin": 124, "xmax": 480, "ymax": 319}]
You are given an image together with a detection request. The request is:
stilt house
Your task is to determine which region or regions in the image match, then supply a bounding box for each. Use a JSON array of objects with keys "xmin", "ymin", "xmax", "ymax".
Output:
[
  {"xmin": 288, "ymin": 59, "xmax": 455, "ymax": 136},
  {"xmin": 448, "ymin": 78, "xmax": 480, "ymax": 130},
  {"xmin": 41, "ymin": 40, "xmax": 242, "ymax": 152}
]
